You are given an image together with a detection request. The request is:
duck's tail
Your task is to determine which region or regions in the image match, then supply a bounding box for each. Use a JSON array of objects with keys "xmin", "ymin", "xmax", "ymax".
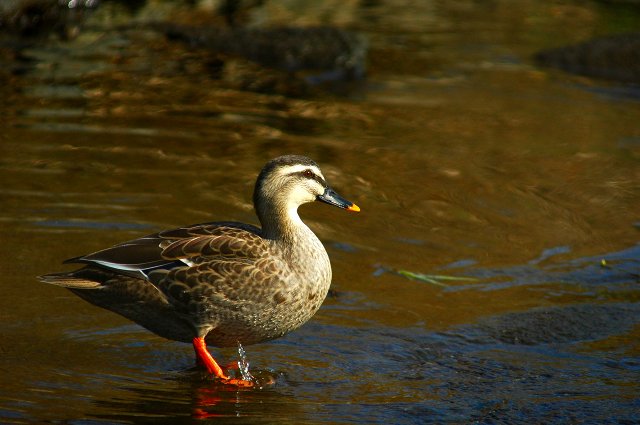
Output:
[{"xmin": 37, "ymin": 272, "xmax": 102, "ymax": 289}]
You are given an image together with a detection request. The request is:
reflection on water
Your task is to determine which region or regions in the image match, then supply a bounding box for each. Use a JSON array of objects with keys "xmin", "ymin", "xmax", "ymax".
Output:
[{"xmin": 1, "ymin": 0, "xmax": 640, "ymax": 423}]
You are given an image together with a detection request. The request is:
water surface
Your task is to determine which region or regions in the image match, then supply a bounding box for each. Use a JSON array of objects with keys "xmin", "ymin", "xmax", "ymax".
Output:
[{"xmin": 1, "ymin": 1, "xmax": 639, "ymax": 423}]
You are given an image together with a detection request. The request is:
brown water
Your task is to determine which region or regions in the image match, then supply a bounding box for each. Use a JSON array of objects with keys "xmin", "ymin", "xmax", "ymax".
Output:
[{"xmin": 1, "ymin": 1, "xmax": 640, "ymax": 423}]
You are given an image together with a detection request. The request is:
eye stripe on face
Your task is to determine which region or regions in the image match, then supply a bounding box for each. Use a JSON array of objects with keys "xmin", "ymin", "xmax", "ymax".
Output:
[{"xmin": 291, "ymin": 169, "xmax": 327, "ymax": 187}]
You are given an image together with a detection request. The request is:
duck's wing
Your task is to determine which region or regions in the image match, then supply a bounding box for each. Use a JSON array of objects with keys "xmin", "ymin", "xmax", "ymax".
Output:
[
  {"xmin": 147, "ymin": 253, "xmax": 286, "ymax": 318},
  {"xmin": 157, "ymin": 223, "xmax": 267, "ymax": 263},
  {"xmin": 147, "ymin": 223, "xmax": 287, "ymax": 315},
  {"xmin": 63, "ymin": 222, "xmax": 265, "ymax": 279}
]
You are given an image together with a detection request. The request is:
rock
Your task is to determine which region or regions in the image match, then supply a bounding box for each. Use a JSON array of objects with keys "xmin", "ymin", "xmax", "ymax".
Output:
[
  {"xmin": 0, "ymin": 0, "xmax": 97, "ymax": 38},
  {"xmin": 162, "ymin": 24, "xmax": 367, "ymax": 83},
  {"xmin": 479, "ymin": 303, "xmax": 640, "ymax": 345},
  {"xmin": 535, "ymin": 32, "xmax": 640, "ymax": 84}
]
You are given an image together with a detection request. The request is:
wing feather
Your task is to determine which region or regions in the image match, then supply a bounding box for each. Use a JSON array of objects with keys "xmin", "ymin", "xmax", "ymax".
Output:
[
  {"xmin": 148, "ymin": 255, "xmax": 287, "ymax": 319},
  {"xmin": 63, "ymin": 222, "xmax": 265, "ymax": 275}
]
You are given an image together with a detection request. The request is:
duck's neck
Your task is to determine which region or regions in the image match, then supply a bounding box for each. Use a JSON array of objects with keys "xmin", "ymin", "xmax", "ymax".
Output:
[
  {"xmin": 259, "ymin": 201, "xmax": 314, "ymax": 245},
  {"xmin": 259, "ymin": 201, "xmax": 332, "ymax": 289}
]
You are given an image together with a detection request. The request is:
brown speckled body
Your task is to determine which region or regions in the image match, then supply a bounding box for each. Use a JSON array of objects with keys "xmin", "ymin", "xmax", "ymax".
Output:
[{"xmin": 39, "ymin": 155, "xmax": 355, "ymax": 351}]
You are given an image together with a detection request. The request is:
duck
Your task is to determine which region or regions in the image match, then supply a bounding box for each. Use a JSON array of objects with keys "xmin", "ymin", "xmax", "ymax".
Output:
[{"xmin": 38, "ymin": 155, "xmax": 360, "ymax": 386}]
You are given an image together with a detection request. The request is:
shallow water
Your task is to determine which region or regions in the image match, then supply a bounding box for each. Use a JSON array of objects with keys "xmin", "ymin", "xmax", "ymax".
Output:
[{"xmin": 1, "ymin": 1, "xmax": 640, "ymax": 424}]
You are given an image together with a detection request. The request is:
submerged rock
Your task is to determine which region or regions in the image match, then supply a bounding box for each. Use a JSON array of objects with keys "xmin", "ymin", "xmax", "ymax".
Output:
[
  {"xmin": 162, "ymin": 24, "xmax": 368, "ymax": 83},
  {"xmin": 535, "ymin": 32, "xmax": 640, "ymax": 84},
  {"xmin": 0, "ymin": 0, "xmax": 98, "ymax": 38},
  {"xmin": 479, "ymin": 303, "xmax": 640, "ymax": 345}
]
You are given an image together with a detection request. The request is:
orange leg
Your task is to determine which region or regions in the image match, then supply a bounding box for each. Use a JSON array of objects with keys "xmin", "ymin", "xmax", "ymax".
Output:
[
  {"xmin": 192, "ymin": 337, "xmax": 229, "ymax": 379},
  {"xmin": 192, "ymin": 337, "xmax": 253, "ymax": 387}
]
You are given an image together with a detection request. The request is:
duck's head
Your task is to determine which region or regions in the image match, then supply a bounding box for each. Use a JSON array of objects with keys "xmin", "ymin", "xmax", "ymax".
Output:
[{"xmin": 253, "ymin": 155, "xmax": 359, "ymax": 226}]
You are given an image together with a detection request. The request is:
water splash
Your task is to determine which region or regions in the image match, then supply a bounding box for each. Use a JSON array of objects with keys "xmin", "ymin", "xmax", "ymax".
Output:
[{"xmin": 236, "ymin": 342, "xmax": 255, "ymax": 383}]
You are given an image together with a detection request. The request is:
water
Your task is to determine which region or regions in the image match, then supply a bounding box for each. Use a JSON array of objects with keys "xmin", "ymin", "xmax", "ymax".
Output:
[{"xmin": 1, "ymin": 0, "xmax": 640, "ymax": 423}]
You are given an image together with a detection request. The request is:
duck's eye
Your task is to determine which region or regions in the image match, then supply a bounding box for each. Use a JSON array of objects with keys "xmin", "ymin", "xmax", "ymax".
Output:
[{"xmin": 303, "ymin": 169, "xmax": 314, "ymax": 178}]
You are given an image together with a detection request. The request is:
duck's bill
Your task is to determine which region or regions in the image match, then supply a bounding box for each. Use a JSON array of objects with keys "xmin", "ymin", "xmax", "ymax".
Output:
[{"xmin": 317, "ymin": 188, "xmax": 360, "ymax": 212}]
